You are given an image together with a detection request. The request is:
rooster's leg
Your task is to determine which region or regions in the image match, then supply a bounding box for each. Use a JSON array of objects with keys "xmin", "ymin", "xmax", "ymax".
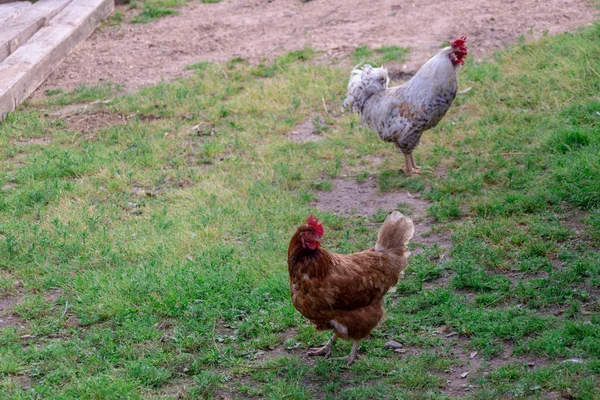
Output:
[
  {"xmin": 403, "ymin": 153, "xmax": 413, "ymax": 174},
  {"xmin": 346, "ymin": 340, "xmax": 361, "ymax": 366},
  {"xmin": 402, "ymin": 153, "xmax": 420, "ymax": 175},
  {"xmin": 408, "ymin": 153, "xmax": 421, "ymax": 173},
  {"xmin": 308, "ymin": 334, "xmax": 337, "ymax": 357}
]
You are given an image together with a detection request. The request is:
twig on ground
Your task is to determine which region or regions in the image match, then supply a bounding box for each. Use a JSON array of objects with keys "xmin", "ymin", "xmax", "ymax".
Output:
[
  {"xmin": 587, "ymin": 59, "xmax": 600, "ymax": 79},
  {"xmin": 501, "ymin": 152, "xmax": 533, "ymax": 156},
  {"xmin": 61, "ymin": 300, "xmax": 69, "ymax": 318}
]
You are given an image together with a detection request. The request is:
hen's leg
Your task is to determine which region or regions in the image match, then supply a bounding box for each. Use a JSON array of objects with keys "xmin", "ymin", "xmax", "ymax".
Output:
[
  {"xmin": 308, "ymin": 334, "xmax": 337, "ymax": 357},
  {"xmin": 346, "ymin": 340, "xmax": 361, "ymax": 366}
]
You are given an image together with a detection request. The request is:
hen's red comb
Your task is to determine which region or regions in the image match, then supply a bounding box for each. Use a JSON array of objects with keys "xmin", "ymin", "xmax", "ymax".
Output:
[
  {"xmin": 307, "ymin": 214, "xmax": 324, "ymax": 237},
  {"xmin": 450, "ymin": 36, "xmax": 467, "ymax": 47}
]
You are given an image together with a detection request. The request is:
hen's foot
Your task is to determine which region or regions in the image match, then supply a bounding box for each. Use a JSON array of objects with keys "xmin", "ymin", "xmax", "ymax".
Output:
[
  {"xmin": 333, "ymin": 353, "xmax": 361, "ymax": 365},
  {"xmin": 307, "ymin": 334, "xmax": 336, "ymax": 358},
  {"xmin": 344, "ymin": 340, "xmax": 361, "ymax": 366},
  {"xmin": 346, "ymin": 352, "xmax": 361, "ymax": 366},
  {"xmin": 331, "ymin": 353, "xmax": 361, "ymax": 365},
  {"xmin": 307, "ymin": 345, "xmax": 332, "ymax": 358}
]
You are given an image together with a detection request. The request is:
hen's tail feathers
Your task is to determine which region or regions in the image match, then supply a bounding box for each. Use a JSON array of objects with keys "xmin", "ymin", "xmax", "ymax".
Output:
[
  {"xmin": 342, "ymin": 64, "xmax": 389, "ymax": 114},
  {"xmin": 375, "ymin": 211, "xmax": 414, "ymax": 257}
]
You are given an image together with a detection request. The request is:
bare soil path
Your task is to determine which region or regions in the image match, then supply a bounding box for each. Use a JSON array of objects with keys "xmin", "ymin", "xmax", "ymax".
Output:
[{"xmin": 34, "ymin": 0, "xmax": 596, "ymax": 96}]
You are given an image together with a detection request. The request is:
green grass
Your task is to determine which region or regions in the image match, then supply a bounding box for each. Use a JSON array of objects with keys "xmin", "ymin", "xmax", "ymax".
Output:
[
  {"xmin": 1, "ymin": 21, "xmax": 600, "ymax": 398},
  {"xmin": 185, "ymin": 61, "xmax": 212, "ymax": 72},
  {"xmin": 41, "ymin": 82, "xmax": 123, "ymax": 106},
  {"xmin": 106, "ymin": 10, "xmax": 124, "ymax": 26},
  {"xmin": 132, "ymin": 5, "xmax": 179, "ymax": 23},
  {"xmin": 126, "ymin": 0, "xmax": 221, "ymax": 24},
  {"xmin": 352, "ymin": 45, "xmax": 410, "ymax": 65}
]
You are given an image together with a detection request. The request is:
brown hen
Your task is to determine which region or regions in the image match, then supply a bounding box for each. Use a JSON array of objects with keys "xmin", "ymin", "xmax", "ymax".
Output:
[{"xmin": 287, "ymin": 212, "xmax": 414, "ymax": 365}]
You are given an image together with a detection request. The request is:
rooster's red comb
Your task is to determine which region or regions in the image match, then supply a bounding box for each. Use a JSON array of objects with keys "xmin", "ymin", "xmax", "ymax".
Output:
[
  {"xmin": 450, "ymin": 36, "xmax": 467, "ymax": 47},
  {"xmin": 307, "ymin": 214, "xmax": 324, "ymax": 237}
]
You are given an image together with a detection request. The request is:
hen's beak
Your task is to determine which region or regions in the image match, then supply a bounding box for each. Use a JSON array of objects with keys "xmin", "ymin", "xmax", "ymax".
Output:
[
  {"xmin": 306, "ymin": 241, "xmax": 320, "ymax": 250},
  {"xmin": 312, "ymin": 236, "xmax": 322, "ymax": 249}
]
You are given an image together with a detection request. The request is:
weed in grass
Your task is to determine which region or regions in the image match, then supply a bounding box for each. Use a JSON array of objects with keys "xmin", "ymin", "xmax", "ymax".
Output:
[
  {"xmin": 107, "ymin": 10, "xmax": 124, "ymax": 26},
  {"xmin": 395, "ymin": 201, "xmax": 414, "ymax": 216},
  {"xmin": 132, "ymin": 5, "xmax": 179, "ymax": 23},
  {"xmin": 353, "ymin": 45, "xmax": 373, "ymax": 63},
  {"xmin": 588, "ymin": 210, "xmax": 600, "ymax": 240},
  {"xmin": 378, "ymin": 169, "xmax": 425, "ymax": 193},
  {"xmin": 250, "ymin": 48, "xmax": 316, "ymax": 78},
  {"xmin": 352, "ymin": 45, "xmax": 409, "ymax": 65},
  {"xmin": 428, "ymin": 197, "xmax": 462, "ymax": 222},
  {"xmin": 376, "ymin": 46, "xmax": 410, "ymax": 63},
  {"xmin": 311, "ymin": 180, "xmax": 333, "ymax": 191},
  {"xmin": 185, "ymin": 61, "xmax": 212, "ymax": 71},
  {"xmin": 44, "ymin": 88, "xmax": 63, "ymax": 97},
  {"xmin": 552, "ymin": 145, "xmax": 600, "ymax": 209},
  {"xmin": 190, "ymin": 371, "xmax": 226, "ymax": 397},
  {"xmin": 355, "ymin": 171, "xmax": 370, "ymax": 183},
  {"xmin": 547, "ymin": 126, "xmax": 592, "ymax": 154},
  {"xmin": 42, "ymin": 82, "xmax": 122, "ymax": 106},
  {"xmin": 312, "ymin": 115, "xmax": 328, "ymax": 134},
  {"xmin": 227, "ymin": 56, "xmax": 247, "ymax": 69}
]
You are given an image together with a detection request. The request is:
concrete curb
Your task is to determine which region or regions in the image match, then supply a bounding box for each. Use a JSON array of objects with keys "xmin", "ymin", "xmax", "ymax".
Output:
[
  {"xmin": 0, "ymin": 0, "xmax": 75, "ymax": 63},
  {"xmin": 0, "ymin": 0, "xmax": 114, "ymax": 119}
]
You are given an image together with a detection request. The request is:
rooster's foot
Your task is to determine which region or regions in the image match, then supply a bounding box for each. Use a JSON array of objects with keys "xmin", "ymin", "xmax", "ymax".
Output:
[{"xmin": 401, "ymin": 168, "xmax": 421, "ymax": 176}]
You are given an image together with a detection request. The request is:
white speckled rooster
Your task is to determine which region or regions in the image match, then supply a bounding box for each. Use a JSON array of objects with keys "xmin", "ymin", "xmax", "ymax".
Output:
[{"xmin": 343, "ymin": 37, "xmax": 468, "ymax": 174}]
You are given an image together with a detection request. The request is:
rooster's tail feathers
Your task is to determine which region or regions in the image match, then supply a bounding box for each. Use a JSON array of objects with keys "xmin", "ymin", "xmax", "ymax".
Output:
[
  {"xmin": 342, "ymin": 64, "xmax": 389, "ymax": 113},
  {"xmin": 375, "ymin": 211, "xmax": 414, "ymax": 256}
]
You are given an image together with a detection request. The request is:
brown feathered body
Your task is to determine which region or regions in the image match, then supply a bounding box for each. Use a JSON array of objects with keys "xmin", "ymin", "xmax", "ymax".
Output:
[{"xmin": 287, "ymin": 212, "xmax": 414, "ymax": 342}]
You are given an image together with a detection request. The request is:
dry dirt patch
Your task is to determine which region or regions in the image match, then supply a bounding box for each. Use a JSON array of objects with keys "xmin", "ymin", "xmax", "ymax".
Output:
[
  {"xmin": 314, "ymin": 177, "xmax": 452, "ymax": 253},
  {"xmin": 0, "ymin": 294, "xmax": 26, "ymax": 329},
  {"xmin": 287, "ymin": 115, "xmax": 325, "ymax": 143},
  {"xmin": 158, "ymin": 378, "xmax": 195, "ymax": 398},
  {"xmin": 33, "ymin": 0, "xmax": 596, "ymax": 96},
  {"xmin": 0, "ymin": 279, "xmax": 27, "ymax": 329},
  {"xmin": 14, "ymin": 137, "xmax": 52, "ymax": 146},
  {"xmin": 63, "ymin": 110, "xmax": 126, "ymax": 134},
  {"xmin": 340, "ymin": 155, "xmax": 384, "ymax": 176}
]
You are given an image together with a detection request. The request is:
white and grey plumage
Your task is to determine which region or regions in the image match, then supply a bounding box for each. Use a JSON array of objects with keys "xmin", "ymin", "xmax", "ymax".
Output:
[{"xmin": 343, "ymin": 37, "xmax": 468, "ymax": 174}]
